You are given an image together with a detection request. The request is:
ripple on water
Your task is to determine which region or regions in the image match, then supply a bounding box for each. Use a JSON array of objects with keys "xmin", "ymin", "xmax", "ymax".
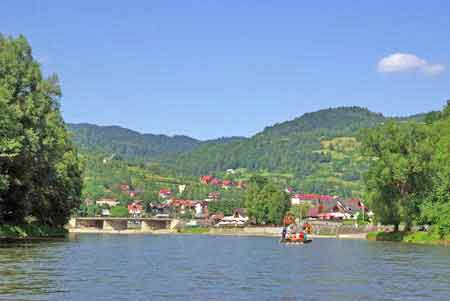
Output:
[{"xmin": 1, "ymin": 235, "xmax": 450, "ymax": 301}]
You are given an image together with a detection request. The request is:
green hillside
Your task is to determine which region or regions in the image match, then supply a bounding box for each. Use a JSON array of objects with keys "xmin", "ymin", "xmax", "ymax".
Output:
[
  {"xmin": 70, "ymin": 107, "xmax": 427, "ymax": 197},
  {"xmin": 68, "ymin": 123, "xmax": 246, "ymax": 161},
  {"xmin": 163, "ymin": 107, "xmax": 383, "ymax": 177}
]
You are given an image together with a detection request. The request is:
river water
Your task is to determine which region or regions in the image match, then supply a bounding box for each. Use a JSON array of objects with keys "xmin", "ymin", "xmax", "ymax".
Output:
[{"xmin": 1, "ymin": 234, "xmax": 450, "ymax": 301}]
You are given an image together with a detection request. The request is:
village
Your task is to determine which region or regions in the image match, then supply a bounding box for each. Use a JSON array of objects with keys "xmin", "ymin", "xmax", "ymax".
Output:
[{"xmin": 78, "ymin": 174, "xmax": 373, "ymax": 230}]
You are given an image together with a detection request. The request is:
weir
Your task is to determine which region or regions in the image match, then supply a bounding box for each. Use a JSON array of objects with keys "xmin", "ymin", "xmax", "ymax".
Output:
[{"xmin": 72, "ymin": 217, "xmax": 172, "ymax": 232}]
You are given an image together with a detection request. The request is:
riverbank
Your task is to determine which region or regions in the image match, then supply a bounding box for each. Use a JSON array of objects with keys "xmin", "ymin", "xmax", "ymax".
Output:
[
  {"xmin": 0, "ymin": 224, "xmax": 67, "ymax": 241},
  {"xmin": 367, "ymin": 231, "xmax": 450, "ymax": 246},
  {"xmin": 69, "ymin": 226, "xmax": 369, "ymax": 239}
]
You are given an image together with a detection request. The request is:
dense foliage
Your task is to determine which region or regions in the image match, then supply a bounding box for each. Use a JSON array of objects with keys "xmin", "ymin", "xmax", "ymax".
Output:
[
  {"xmin": 0, "ymin": 34, "xmax": 82, "ymax": 226},
  {"xmin": 362, "ymin": 102, "xmax": 450, "ymax": 238},
  {"xmin": 245, "ymin": 176, "xmax": 290, "ymax": 224}
]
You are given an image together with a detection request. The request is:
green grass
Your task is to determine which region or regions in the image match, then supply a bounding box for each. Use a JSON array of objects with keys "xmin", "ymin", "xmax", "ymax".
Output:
[
  {"xmin": 0, "ymin": 223, "xmax": 67, "ymax": 239},
  {"xmin": 367, "ymin": 230, "xmax": 450, "ymax": 246},
  {"xmin": 176, "ymin": 227, "xmax": 210, "ymax": 234},
  {"xmin": 367, "ymin": 231, "xmax": 405, "ymax": 241}
]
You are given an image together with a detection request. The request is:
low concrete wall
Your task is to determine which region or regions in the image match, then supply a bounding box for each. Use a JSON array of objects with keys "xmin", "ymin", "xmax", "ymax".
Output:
[
  {"xmin": 103, "ymin": 220, "xmax": 128, "ymax": 231},
  {"xmin": 310, "ymin": 222, "xmax": 378, "ymax": 237},
  {"xmin": 209, "ymin": 226, "xmax": 282, "ymax": 236}
]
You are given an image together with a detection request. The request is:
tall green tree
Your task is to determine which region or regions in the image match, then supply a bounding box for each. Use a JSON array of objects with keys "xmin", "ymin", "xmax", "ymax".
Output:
[
  {"xmin": 245, "ymin": 176, "xmax": 289, "ymax": 224},
  {"xmin": 0, "ymin": 34, "xmax": 82, "ymax": 226},
  {"xmin": 361, "ymin": 122, "xmax": 436, "ymax": 231}
]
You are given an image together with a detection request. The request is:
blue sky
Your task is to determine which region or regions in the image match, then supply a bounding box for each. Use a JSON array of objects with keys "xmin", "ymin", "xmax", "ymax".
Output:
[{"xmin": 1, "ymin": 1, "xmax": 450, "ymax": 139}]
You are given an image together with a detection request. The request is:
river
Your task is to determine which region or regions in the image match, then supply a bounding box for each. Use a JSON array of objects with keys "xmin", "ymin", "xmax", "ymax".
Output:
[{"xmin": 1, "ymin": 234, "xmax": 450, "ymax": 300}]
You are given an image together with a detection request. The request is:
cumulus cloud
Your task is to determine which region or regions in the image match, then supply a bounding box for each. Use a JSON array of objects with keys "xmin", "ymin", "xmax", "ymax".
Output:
[{"xmin": 377, "ymin": 53, "xmax": 445, "ymax": 75}]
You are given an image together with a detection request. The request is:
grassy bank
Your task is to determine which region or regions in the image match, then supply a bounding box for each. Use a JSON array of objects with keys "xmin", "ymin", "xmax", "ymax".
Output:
[
  {"xmin": 367, "ymin": 231, "xmax": 450, "ymax": 246},
  {"xmin": 175, "ymin": 227, "xmax": 210, "ymax": 234},
  {"xmin": 0, "ymin": 223, "xmax": 67, "ymax": 240}
]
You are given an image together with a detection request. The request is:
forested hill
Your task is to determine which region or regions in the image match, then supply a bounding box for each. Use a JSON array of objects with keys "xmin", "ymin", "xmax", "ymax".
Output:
[
  {"xmin": 68, "ymin": 123, "xmax": 246, "ymax": 160},
  {"xmin": 68, "ymin": 107, "xmax": 427, "ymax": 196},
  {"xmin": 261, "ymin": 106, "xmax": 385, "ymax": 137},
  {"xmin": 158, "ymin": 107, "xmax": 427, "ymax": 196},
  {"xmin": 163, "ymin": 107, "xmax": 387, "ymax": 176}
]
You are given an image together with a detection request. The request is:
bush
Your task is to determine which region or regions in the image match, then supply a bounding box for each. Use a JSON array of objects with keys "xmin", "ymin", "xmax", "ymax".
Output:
[
  {"xmin": 366, "ymin": 231, "xmax": 404, "ymax": 241},
  {"xmin": 110, "ymin": 206, "xmax": 129, "ymax": 217},
  {"xmin": 0, "ymin": 223, "xmax": 67, "ymax": 238}
]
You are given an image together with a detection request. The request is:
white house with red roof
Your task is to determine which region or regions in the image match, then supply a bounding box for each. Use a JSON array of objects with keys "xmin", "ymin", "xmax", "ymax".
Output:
[{"xmin": 159, "ymin": 188, "xmax": 172, "ymax": 199}]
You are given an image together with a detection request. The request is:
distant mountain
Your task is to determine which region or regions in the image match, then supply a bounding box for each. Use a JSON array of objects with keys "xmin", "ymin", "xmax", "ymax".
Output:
[
  {"xmin": 67, "ymin": 123, "xmax": 201, "ymax": 159},
  {"xmin": 163, "ymin": 107, "xmax": 386, "ymax": 175},
  {"xmin": 67, "ymin": 123, "xmax": 246, "ymax": 160}
]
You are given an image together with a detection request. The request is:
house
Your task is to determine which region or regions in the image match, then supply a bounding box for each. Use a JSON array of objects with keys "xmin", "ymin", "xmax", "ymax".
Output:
[
  {"xmin": 128, "ymin": 201, "xmax": 144, "ymax": 217},
  {"xmin": 159, "ymin": 188, "xmax": 172, "ymax": 199},
  {"xmin": 291, "ymin": 194, "xmax": 336, "ymax": 206},
  {"xmin": 194, "ymin": 203, "xmax": 208, "ymax": 218},
  {"xmin": 216, "ymin": 208, "xmax": 249, "ymax": 227},
  {"xmin": 169, "ymin": 199, "xmax": 208, "ymax": 218},
  {"xmin": 285, "ymin": 187, "xmax": 294, "ymax": 194},
  {"xmin": 341, "ymin": 198, "xmax": 372, "ymax": 219},
  {"xmin": 306, "ymin": 197, "xmax": 370, "ymax": 220},
  {"xmin": 209, "ymin": 213, "xmax": 225, "ymax": 224},
  {"xmin": 211, "ymin": 178, "xmax": 222, "ymax": 186},
  {"xmin": 96, "ymin": 198, "xmax": 120, "ymax": 207},
  {"xmin": 148, "ymin": 202, "xmax": 171, "ymax": 216},
  {"xmin": 222, "ymin": 180, "xmax": 233, "ymax": 189},
  {"xmin": 200, "ymin": 175, "xmax": 214, "ymax": 184}
]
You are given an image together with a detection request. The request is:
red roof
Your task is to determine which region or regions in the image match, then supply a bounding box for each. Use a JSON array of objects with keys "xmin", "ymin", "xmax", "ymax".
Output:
[
  {"xmin": 211, "ymin": 178, "xmax": 222, "ymax": 185},
  {"xmin": 222, "ymin": 180, "xmax": 232, "ymax": 186},
  {"xmin": 128, "ymin": 203, "xmax": 143, "ymax": 212},
  {"xmin": 201, "ymin": 175, "xmax": 214, "ymax": 184},
  {"xmin": 159, "ymin": 188, "xmax": 172, "ymax": 195}
]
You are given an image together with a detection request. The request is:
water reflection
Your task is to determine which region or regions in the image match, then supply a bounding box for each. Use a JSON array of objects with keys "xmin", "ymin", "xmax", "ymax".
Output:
[{"xmin": 0, "ymin": 241, "xmax": 67, "ymax": 300}]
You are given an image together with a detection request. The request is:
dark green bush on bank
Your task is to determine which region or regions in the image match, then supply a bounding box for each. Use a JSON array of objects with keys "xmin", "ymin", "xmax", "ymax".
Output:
[{"xmin": 0, "ymin": 223, "xmax": 67, "ymax": 238}]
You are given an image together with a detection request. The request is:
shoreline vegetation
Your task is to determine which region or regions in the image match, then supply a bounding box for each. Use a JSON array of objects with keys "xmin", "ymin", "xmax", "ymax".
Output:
[
  {"xmin": 0, "ymin": 223, "xmax": 67, "ymax": 241},
  {"xmin": 367, "ymin": 231, "xmax": 450, "ymax": 246}
]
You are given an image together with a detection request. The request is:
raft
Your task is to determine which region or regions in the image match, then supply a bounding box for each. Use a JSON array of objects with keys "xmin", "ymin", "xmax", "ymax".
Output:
[{"xmin": 280, "ymin": 238, "xmax": 313, "ymax": 244}]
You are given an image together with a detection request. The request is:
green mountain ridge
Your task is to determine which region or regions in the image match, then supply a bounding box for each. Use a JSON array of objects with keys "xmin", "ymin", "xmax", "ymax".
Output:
[
  {"xmin": 69, "ymin": 106, "xmax": 428, "ymax": 197},
  {"xmin": 68, "ymin": 122, "xmax": 246, "ymax": 160}
]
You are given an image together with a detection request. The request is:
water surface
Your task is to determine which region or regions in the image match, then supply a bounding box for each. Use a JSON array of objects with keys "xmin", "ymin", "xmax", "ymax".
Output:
[{"xmin": 1, "ymin": 234, "xmax": 450, "ymax": 300}]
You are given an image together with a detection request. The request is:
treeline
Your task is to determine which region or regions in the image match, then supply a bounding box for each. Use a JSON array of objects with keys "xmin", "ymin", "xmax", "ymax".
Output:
[
  {"xmin": 0, "ymin": 34, "xmax": 82, "ymax": 227},
  {"xmin": 361, "ymin": 102, "xmax": 450, "ymax": 238}
]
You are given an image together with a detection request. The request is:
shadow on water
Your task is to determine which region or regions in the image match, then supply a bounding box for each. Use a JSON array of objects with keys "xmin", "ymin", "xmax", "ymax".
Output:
[{"xmin": 0, "ymin": 238, "xmax": 78, "ymax": 301}]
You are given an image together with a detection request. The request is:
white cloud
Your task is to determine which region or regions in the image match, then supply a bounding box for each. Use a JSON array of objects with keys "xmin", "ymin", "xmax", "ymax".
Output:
[
  {"xmin": 377, "ymin": 53, "xmax": 445, "ymax": 75},
  {"xmin": 423, "ymin": 64, "xmax": 445, "ymax": 75}
]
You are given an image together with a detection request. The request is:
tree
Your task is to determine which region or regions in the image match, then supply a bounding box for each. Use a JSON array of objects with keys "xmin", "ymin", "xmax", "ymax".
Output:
[
  {"xmin": 245, "ymin": 176, "xmax": 290, "ymax": 224},
  {"xmin": 289, "ymin": 203, "xmax": 312, "ymax": 222},
  {"xmin": 361, "ymin": 122, "xmax": 436, "ymax": 231},
  {"xmin": 0, "ymin": 34, "xmax": 83, "ymax": 226},
  {"xmin": 110, "ymin": 206, "xmax": 129, "ymax": 217}
]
